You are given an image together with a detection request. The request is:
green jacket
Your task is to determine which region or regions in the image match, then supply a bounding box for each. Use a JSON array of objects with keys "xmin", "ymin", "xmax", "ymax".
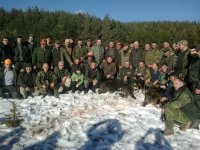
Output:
[
  {"xmin": 72, "ymin": 45, "xmax": 87, "ymax": 60},
  {"xmin": 85, "ymin": 67, "xmax": 101, "ymax": 82},
  {"xmin": 61, "ymin": 47, "xmax": 73, "ymax": 66},
  {"xmin": 32, "ymin": 46, "xmax": 52, "ymax": 69},
  {"xmin": 71, "ymin": 72, "xmax": 84, "ymax": 86},
  {"xmin": 100, "ymin": 61, "xmax": 116, "ymax": 76},
  {"xmin": 188, "ymin": 54, "xmax": 200, "ymax": 88},
  {"xmin": 135, "ymin": 67, "xmax": 150, "ymax": 80},
  {"xmin": 176, "ymin": 48, "xmax": 191, "ymax": 78},
  {"xmin": 151, "ymin": 49, "xmax": 163, "ymax": 64},
  {"xmin": 169, "ymin": 86, "xmax": 200, "ymax": 121},
  {"xmin": 18, "ymin": 71, "xmax": 36, "ymax": 88},
  {"xmin": 144, "ymin": 50, "xmax": 154, "ymax": 66},
  {"xmin": 130, "ymin": 48, "xmax": 144, "ymax": 68},
  {"xmin": 36, "ymin": 70, "xmax": 57, "ymax": 89},
  {"xmin": 159, "ymin": 54, "xmax": 176, "ymax": 72},
  {"xmin": 89, "ymin": 44, "xmax": 104, "ymax": 64},
  {"xmin": 158, "ymin": 72, "xmax": 168, "ymax": 85},
  {"xmin": 54, "ymin": 67, "xmax": 71, "ymax": 83},
  {"xmin": 118, "ymin": 50, "xmax": 130, "ymax": 67},
  {"xmin": 119, "ymin": 67, "xmax": 134, "ymax": 80},
  {"xmin": 14, "ymin": 43, "xmax": 31, "ymax": 63}
]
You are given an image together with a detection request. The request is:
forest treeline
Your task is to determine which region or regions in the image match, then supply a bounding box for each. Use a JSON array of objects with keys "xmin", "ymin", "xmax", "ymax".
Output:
[{"xmin": 0, "ymin": 7, "xmax": 200, "ymax": 47}]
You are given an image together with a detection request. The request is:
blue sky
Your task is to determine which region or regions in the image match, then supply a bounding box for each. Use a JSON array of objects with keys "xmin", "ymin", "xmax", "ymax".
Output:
[{"xmin": 0, "ymin": 0, "xmax": 200, "ymax": 22}]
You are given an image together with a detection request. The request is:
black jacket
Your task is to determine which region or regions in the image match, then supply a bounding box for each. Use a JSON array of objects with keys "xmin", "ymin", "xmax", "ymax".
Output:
[
  {"xmin": 14, "ymin": 42, "xmax": 32, "ymax": 63},
  {"xmin": 18, "ymin": 71, "xmax": 36, "ymax": 88},
  {"xmin": 0, "ymin": 44, "xmax": 14, "ymax": 64}
]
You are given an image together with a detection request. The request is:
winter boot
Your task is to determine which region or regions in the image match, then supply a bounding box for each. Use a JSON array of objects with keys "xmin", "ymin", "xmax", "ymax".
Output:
[
  {"xmin": 162, "ymin": 129, "xmax": 174, "ymax": 136},
  {"xmin": 163, "ymin": 119, "xmax": 174, "ymax": 136},
  {"xmin": 54, "ymin": 90, "xmax": 59, "ymax": 98},
  {"xmin": 190, "ymin": 120, "xmax": 200, "ymax": 129},
  {"xmin": 180, "ymin": 122, "xmax": 191, "ymax": 131}
]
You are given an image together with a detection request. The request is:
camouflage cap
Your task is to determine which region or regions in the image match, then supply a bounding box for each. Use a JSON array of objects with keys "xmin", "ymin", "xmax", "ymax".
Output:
[
  {"xmin": 55, "ymin": 40, "xmax": 61, "ymax": 45},
  {"xmin": 179, "ymin": 40, "xmax": 188, "ymax": 46}
]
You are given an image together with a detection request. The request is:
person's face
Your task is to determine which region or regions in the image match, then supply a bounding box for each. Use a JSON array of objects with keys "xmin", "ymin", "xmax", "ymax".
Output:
[
  {"xmin": 90, "ymin": 62, "xmax": 96, "ymax": 69},
  {"xmin": 107, "ymin": 57, "xmax": 112, "ymax": 63},
  {"xmin": 78, "ymin": 40, "xmax": 83, "ymax": 46},
  {"xmin": 55, "ymin": 43, "xmax": 60, "ymax": 49},
  {"xmin": 96, "ymin": 40, "xmax": 101, "ymax": 46},
  {"xmin": 152, "ymin": 64, "xmax": 158, "ymax": 70},
  {"xmin": 69, "ymin": 39, "xmax": 73, "ymax": 44},
  {"xmin": 88, "ymin": 56, "xmax": 93, "ymax": 60},
  {"xmin": 74, "ymin": 59, "xmax": 80, "ymax": 64},
  {"xmin": 76, "ymin": 70, "xmax": 81, "ymax": 74},
  {"xmin": 46, "ymin": 38, "xmax": 51, "ymax": 44},
  {"xmin": 134, "ymin": 42, "xmax": 139, "ymax": 48},
  {"xmin": 41, "ymin": 43, "xmax": 46, "ymax": 48},
  {"xmin": 145, "ymin": 44, "xmax": 150, "ymax": 50},
  {"xmin": 152, "ymin": 43, "xmax": 157, "ymax": 49},
  {"xmin": 17, "ymin": 38, "xmax": 22, "ymax": 44},
  {"xmin": 116, "ymin": 44, "xmax": 121, "ymax": 50},
  {"xmin": 198, "ymin": 51, "xmax": 200, "ymax": 58},
  {"xmin": 179, "ymin": 44, "xmax": 185, "ymax": 50},
  {"xmin": 4, "ymin": 63, "xmax": 11, "ymax": 69},
  {"xmin": 172, "ymin": 44, "xmax": 177, "ymax": 50},
  {"xmin": 169, "ymin": 76, "xmax": 175, "ymax": 82},
  {"xmin": 43, "ymin": 64, "xmax": 49, "ymax": 72},
  {"xmin": 2, "ymin": 38, "xmax": 8, "ymax": 45},
  {"xmin": 29, "ymin": 36, "xmax": 33, "ymax": 42},
  {"xmin": 26, "ymin": 67, "xmax": 32, "ymax": 73},
  {"xmin": 163, "ymin": 42, "xmax": 169, "ymax": 48},
  {"xmin": 164, "ymin": 51, "xmax": 170, "ymax": 56},
  {"xmin": 125, "ymin": 62, "xmax": 130, "ymax": 68},
  {"xmin": 109, "ymin": 42, "xmax": 114, "ymax": 48},
  {"xmin": 175, "ymin": 44, "xmax": 180, "ymax": 50},
  {"xmin": 87, "ymin": 41, "xmax": 92, "ymax": 47},
  {"xmin": 138, "ymin": 62, "xmax": 144, "ymax": 68},
  {"xmin": 130, "ymin": 43, "xmax": 134, "ymax": 48},
  {"xmin": 58, "ymin": 63, "xmax": 64, "ymax": 70},
  {"xmin": 173, "ymin": 79, "xmax": 182, "ymax": 90},
  {"xmin": 123, "ymin": 45, "xmax": 128, "ymax": 51},
  {"xmin": 161, "ymin": 65, "xmax": 167, "ymax": 73},
  {"xmin": 173, "ymin": 43, "xmax": 179, "ymax": 51},
  {"xmin": 65, "ymin": 39, "xmax": 70, "ymax": 47}
]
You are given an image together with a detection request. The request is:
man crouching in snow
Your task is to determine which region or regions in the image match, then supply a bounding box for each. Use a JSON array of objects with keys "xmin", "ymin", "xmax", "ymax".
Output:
[
  {"xmin": 163, "ymin": 77, "xmax": 199, "ymax": 136},
  {"xmin": 33, "ymin": 63, "xmax": 59, "ymax": 98}
]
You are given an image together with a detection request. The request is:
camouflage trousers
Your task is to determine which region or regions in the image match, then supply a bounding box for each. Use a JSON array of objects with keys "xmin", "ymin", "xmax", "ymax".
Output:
[
  {"xmin": 194, "ymin": 94, "xmax": 200, "ymax": 110},
  {"xmin": 33, "ymin": 87, "xmax": 58, "ymax": 97},
  {"xmin": 164, "ymin": 103, "xmax": 191, "ymax": 131}
]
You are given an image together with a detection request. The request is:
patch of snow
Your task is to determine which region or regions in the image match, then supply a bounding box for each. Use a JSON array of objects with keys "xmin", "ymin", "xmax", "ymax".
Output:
[{"xmin": 0, "ymin": 90, "xmax": 199, "ymax": 150}]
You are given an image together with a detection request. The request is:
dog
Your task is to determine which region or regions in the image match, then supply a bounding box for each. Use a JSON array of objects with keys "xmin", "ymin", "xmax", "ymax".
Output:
[{"xmin": 143, "ymin": 84, "xmax": 164, "ymax": 106}]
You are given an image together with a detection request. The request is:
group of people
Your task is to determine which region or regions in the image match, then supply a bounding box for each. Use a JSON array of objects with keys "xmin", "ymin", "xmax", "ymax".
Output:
[{"xmin": 0, "ymin": 34, "xmax": 200, "ymax": 136}]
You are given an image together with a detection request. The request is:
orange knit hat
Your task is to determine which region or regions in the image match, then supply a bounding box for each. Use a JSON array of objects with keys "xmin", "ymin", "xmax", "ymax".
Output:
[{"xmin": 4, "ymin": 59, "xmax": 12, "ymax": 65}]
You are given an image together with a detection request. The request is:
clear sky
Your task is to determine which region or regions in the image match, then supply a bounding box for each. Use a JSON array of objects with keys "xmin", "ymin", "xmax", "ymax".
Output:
[{"xmin": 0, "ymin": 0, "xmax": 200, "ymax": 22}]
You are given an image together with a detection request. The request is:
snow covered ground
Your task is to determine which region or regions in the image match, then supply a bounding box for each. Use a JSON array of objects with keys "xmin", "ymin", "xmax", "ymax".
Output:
[{"xmin": 0, "ymin": 90, "xmax": 200, "ymax": 150}]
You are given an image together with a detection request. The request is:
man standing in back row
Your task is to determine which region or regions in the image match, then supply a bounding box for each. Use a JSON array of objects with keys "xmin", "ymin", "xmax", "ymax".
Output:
[
  {"xmin": 89, "ymin": 38, "xmax": 104, "ymax": 65},
  {"xmin": 130, "ymin": 41, "xmax": 144, "ymax": 69},
  {"xmin": 32, "ymin": 39, "xmax": 53, "ymax": 71}
]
